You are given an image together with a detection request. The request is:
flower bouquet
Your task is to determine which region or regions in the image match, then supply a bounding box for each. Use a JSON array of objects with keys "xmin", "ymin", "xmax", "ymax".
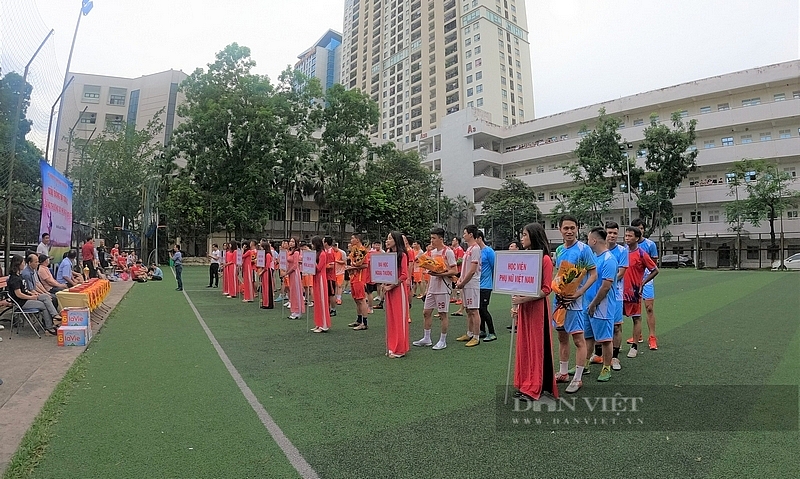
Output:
[
  {"xmin": 416, "ymin": 254, "xmax": 448, "ymax": 274},
  {"xmin": 551, "ymin": 261, "xmax": 586, "ymax": 327},
  {"xmin": 349, "ymin": 244, "xmax": 368, "ymax": 267}
]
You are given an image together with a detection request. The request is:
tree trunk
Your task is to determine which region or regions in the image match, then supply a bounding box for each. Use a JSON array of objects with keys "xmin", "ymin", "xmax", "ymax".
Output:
[{"xmin": 769, "ymin": 204, "xmax": 777, "ymax": 247}]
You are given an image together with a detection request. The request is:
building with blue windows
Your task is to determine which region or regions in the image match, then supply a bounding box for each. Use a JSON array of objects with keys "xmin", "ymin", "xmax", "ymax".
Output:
[{"xmin": 295, "ymin": 29, "xmax": 342, "ymax": 93}]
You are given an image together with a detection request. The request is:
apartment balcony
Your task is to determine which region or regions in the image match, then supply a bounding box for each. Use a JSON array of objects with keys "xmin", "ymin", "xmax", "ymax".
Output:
[{"xmin": 694, "ymin": 136, "xmax": 800, "ymax": 169}]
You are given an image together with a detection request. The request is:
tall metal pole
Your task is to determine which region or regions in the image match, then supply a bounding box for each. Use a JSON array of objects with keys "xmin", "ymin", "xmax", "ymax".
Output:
[
  {"xmin": 54, "ymin": 2, "xmax": 92, "ymax": 175},
  {"xmin": 4, "ymin": 30, "xmax": 54, "ymax": 274},
  {"xmin": 45, "ymin": 76, "xmax": 74, "ymax": 164},
  {"xmin": 626, "ymin": 156, "xmax": 632, "ymax": 224},
  {"xmin": 694, "ymin": 185, "xmax": 700, "ymax": 269}
]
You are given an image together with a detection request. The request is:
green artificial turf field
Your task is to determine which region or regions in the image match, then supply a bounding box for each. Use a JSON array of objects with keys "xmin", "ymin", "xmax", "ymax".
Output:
[{"xmin": 6, "ymin": 268, "xmax": 799, "ymax": 479}]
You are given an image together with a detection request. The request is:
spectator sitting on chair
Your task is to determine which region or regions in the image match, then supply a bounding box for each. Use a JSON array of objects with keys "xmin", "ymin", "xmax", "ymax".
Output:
[
  {"xmin": 21, "ymin": 253, "xmax": 61, "ymax": 311},
  {"xmin": 7, "ymin": 254, "xmax": 58, "ymax": 335},
  {"xmin": 148, "ymin": 264, "xmax": 164, "ymax": 281},
  {"xmin": 116, "ymin": 253, "xmax": 129, "ymax": 273},
  {"xmin": 38, "ymin": 255, "xmax": 67, "ymax": 295},
  {"xmin": 57, "ymin": 250, "xmax": 82, "ymax": 287}
]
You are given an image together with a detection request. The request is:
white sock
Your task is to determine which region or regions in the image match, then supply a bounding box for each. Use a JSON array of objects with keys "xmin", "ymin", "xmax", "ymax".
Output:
[
  {"xmin": 574, "ymin": 366, "xmax": 585, "ymax": 382},
  {"xmin": 336, "ymin": 295, "xmax": 341, "ymax": 301},
  {"xmin": 439, "ymin": 333, "xmax": 447, "ymax": 343},
  {"xmin": 559, "ymin": 361, "xmax": 569, "ymax": 375},
  {"xmin": 423, "ymin": 329, "xmax": 431, "ymax": 341},
  {"xmin": 467, "ymin": 331, "xmax": 474, "ymax": 338}
]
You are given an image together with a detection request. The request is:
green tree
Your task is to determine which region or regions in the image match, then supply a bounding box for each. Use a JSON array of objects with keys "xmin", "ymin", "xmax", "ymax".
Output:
[
  {"xmin": 479, "ymin": 177, "xmax": 541, "ymax": 247},
  {"xmin": 725, "ymin": 159, "xmax": 800, "ymax": 250},
  {"xmin": 70, "ymin": 113, "xmax": 165, "ymax": 240},
  {"xmin": 317, "ymin": 83, "xmax": 380, "ymax": 239},
  {"xmin": 172, "ymin": 43, "xmax": 282, "ymax": 238},
  {"xmin": 160, "ymin": 173, "xmax": 209, "ymax": 246},
  {"xmin": 362, "ymin": 144, "xmax": 439, "ymax": 241},
  {"xmin": 270, "ymin": 68, "xmax": 324, "ymax": 237},
  {"xmin": 452, "ymin": 194, "xmax": 476, "ymax": 236},
  {"xmin": 556, "ymin": 108, "xmax": 636, "ymax": 228},
  {"xmin": 635, "ymin": 112, "xmax": 698, "ymax": 235}
]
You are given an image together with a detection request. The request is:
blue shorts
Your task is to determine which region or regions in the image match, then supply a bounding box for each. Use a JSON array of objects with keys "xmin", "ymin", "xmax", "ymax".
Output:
[
  {"xmin": 584, "ymin": 315, "xmax": 613, "ymax": 342},
  {"xmin": 554, "ymin": 309, "xmax": 586, "ymax": 334},
  {"xmin": 642, "ymin": 281, "xmax": 655, "ymax": 300}
]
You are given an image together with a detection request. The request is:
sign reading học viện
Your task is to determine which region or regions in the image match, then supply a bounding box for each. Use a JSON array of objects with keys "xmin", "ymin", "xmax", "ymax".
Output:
[{"xmin": 492, "ymin": 250, "xmax": 543, "ymax": 297}]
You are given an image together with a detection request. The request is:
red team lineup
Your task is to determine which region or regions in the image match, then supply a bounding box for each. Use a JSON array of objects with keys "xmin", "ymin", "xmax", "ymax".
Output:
[{"xmin": 207, "ymin": 215, "xmax": 659, "ymax": 399}]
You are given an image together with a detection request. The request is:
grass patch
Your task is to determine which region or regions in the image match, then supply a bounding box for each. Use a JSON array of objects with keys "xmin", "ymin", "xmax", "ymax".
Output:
[{"xmin": 2, "ymin": 354, "xmax": 89, "ymax": 479}]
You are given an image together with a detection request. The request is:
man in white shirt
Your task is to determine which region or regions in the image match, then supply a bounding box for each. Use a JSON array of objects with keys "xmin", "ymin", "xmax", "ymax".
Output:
[
  {"xmin": 455, "ymin": 225, "xmax": 482, "ymax": 347},
  {"xmin": 208, "ymin": 243, "xmax": 221, "ymax": 288},
  {"xmin": 413, "ymin": 227, "xmax": 458, "ymax": 350},
  {"xmin": 37, "ymin": 233, "xmax": 50, "ymax": 256}
]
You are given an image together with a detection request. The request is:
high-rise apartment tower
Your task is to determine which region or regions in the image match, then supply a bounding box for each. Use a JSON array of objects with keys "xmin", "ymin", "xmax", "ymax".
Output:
[{"xmin": 341, "ymin": 0, "xmax": 534, "ymax": 143}]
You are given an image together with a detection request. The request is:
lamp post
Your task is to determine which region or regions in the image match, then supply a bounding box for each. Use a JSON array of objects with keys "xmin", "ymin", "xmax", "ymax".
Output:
[
  {"xmin": 694, "ymin": 184, "xmax": 701, "ymax": 269},
  {"xmin": 53, "ymin": 0, "xmax": 93, "ymax": 175}
]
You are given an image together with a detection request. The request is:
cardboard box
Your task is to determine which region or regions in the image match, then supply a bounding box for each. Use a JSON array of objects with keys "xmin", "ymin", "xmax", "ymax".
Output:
[
  {"xmin": 64, "ymin": 307, "xmax": 90, "ymax": 327},
  {"xmin": 57, "ymin": 325, "xmax": 92, "ymax": 347}
]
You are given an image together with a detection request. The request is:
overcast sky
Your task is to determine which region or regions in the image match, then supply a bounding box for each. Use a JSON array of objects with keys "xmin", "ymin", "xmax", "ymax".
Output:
[{"xmin": 3, "ymin": 0, "xmax": 798, "ymax": 148}]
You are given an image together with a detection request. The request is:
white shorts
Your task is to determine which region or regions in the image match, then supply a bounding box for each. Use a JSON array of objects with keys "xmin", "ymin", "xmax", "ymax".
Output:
[
  {"xmin": 462, "ymin": 287, "xmax": 480, "ymax": 310},
  {"xmin": 424, "ymin": 292, "xmax": 450, "ymax": 313}
]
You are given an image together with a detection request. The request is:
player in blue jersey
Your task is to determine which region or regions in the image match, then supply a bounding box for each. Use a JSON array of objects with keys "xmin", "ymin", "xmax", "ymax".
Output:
[
  {"xmin": 631, "ymin": 218, "xmax": 659, "ymax": 350},
  {"xmin": 604, "ymin": 221, "xmax": 629, "ymax": 371},
  {"xmin": 584, "ymin": 227, "xmax": 618, "ymax": 382},
  {"xmin": 553, "ymin": 215, "xmax": 597, "ymax": 394}
]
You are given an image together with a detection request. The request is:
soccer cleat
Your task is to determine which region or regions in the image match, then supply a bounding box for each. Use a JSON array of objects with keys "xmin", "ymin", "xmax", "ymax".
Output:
[
  {"xmin": 307, "ymin": 302, "xmax": 314, "ymax": 307},
  {"xmin": 627, "ymin": 347, "xmax": 638, "ymax": 358},
  {"xmin": 432, "ymin": 341, "xmax": 447, "ymax": 350},
  {"xmin": 353, "ymin": 324, "xmax": 368, "ymax": 330},
  {"xmin": 412, "ymin": 338, "xmax": 432, "ymax": 347},
  {"xmin": 611, "ymin": 358, "xmax": 622, "ymax": 371},
  {"xmin": 374, "ymin": 302, "xmax": 383, "ymax": 309},
  {"xmin": 483, "ymin": 333, "xmax": 497, "ymax": 342},
  {"xmin": 649, "ymin": 335, "xmax": 658, "ymax": 350},
  {"xmin": 456, "ymin": 334, "xmax": 472, "ymax": 342},
  {"xmin": 455, "ymin": 299, "xmax": 462, "ymax": 305},
  {"xmin": 330, "ymin": 310, "xmax": 337, "ymax": 317},
  {"xmin": 336, "ymin": 299, "xmax": 342, "ymax": 305},
  {"xmin": 274, "ymin": 295, "xmax": 283, "ymax": 302},
  {"xmin": 555, "ymin": 373, "xmax": 570, "ymax": 383},
  {"xmin": 626, "ymin": 337, "xmax": 635, "ymax": 344},
  {"xmin": 597, "ymin": 366, "xmax": 612, "ymax": 382},
  {"xmin": 589, "ymin": 354, "xmax": 603, "ymax": 364},
  {"xmin": 465, "ymin": 337, "xmax": 480, "ymax": 347},
  {"xmin": 565, "ymin": 379, "xmax": 582, "ymax": 394}
]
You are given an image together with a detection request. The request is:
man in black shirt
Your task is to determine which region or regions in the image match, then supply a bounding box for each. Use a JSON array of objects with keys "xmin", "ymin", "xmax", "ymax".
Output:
[{"xmin": 7, "ymin": 255, "xmax": 58, "ymax": 334}]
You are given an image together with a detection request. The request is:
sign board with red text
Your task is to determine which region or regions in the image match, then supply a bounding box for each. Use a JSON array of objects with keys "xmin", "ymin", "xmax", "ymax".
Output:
[
  {"xmin": 493, "ymin": 250, "xmax": 543, "ymax": 296},
  {"xmin": 279, "ymin": 251, "xmax": 287, "ymax": 270},
  {"xmin": 256, "ymin": 250, "xmax": 266, "ymax": 268},
  {"xmin": 369, "ymin": 252, "xmax": 398, "ymax": 284},
  {"xmin": 236, "ymin": 249, "xmax": 243, "ymax": 266},
  {"xmin": 301, "ymin": 251, "xmax": 317, "ymax": 275}
]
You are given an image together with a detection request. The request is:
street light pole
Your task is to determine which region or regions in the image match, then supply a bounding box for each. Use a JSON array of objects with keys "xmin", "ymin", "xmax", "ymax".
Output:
[
  {"xmin": 53, "ymin": 1, "xmax": 93, "ymax": 174},
  {"xmin": 45, "ymin": 76, "xmax": 74, "ymax": 164},
  {"xmin": 694, "ymin": 184, "xmax": 700, "ymax": 269}
]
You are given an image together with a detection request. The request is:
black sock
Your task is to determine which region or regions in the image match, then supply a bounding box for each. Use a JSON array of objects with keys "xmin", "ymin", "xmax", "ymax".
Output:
[
  {"xmin": 631, "ymin": 343, "xmax": 638, "ymax": 350},
  {"xmin": 363, "ymin": 317, "xmax": 368, "ymax": 326},
  {"xmin": 356, "ymin": 315, "xmax": 363, "ymax": 324},
  {"xmin": 613, "ymin": 347, "xmax": 620, "ymax": 358},
  {"xmin": 594, "ymin": 344, "xmax": 602, "ymax": 356}
]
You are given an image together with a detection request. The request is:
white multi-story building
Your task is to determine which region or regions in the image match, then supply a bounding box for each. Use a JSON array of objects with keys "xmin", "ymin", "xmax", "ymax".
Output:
[
  {"xmin": 341, "ymin": 0, "xmax": 534, "ymax": 144},
  {"xmin": 52, "ymin": 69, "xmax": 188, "ymax": 173},
  {"xmin": 405, "ymin": 60, "xmax": 800, "ymax": 268},
  {"xmin": 295, "ymin": 29, "xmax": 343, "ymax": 93}
]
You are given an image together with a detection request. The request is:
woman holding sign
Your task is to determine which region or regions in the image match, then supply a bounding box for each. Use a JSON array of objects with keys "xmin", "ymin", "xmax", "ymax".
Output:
[
  {"xmin": 310, "ymin": 236, "xmax": 331, "ymax": 332},
  {"xmin": 223, "ymin": 242, "xmax": 239, "ymax": 299},
  {"xmin": 512, "ymin": 223, "xmax": 557, "ymax": 401},
  {"xmin": 259, "ymin": 240, "xmax": 274, "ymax": 309},
  {"xmin": 284, "ymin": 238, "xmax": 305, "ymax": 319},
  {"xmin": 241, "ymin": 240, "xmax": 257, "ymax": 302},
  {"xmin": 383, "ymin": 231, "xmax": 410, "ymax": 358}
]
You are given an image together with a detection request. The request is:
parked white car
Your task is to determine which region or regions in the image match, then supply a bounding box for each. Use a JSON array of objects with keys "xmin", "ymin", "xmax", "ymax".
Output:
[{"xmin": 771, "ymin": 253, "xmax": 800, "ymax": 270}]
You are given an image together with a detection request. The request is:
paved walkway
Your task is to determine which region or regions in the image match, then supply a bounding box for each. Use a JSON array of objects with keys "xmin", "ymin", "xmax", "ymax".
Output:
[{"xmin": 0, "ymin": 280, "xmax": 134, "ymax": 473}]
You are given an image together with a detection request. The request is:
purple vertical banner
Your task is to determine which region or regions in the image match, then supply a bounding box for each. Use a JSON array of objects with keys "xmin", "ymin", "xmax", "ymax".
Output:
[{"xmin": 39, "ymin": 159, "xmax": 73, "ymax": 247}]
